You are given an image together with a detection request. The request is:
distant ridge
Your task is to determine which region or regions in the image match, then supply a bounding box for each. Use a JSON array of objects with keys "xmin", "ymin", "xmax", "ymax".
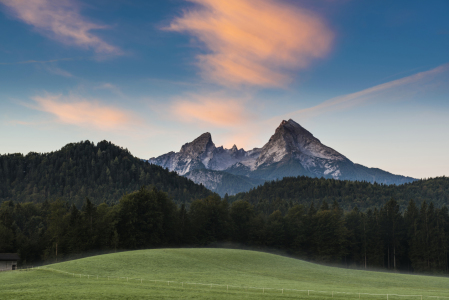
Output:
[
  {"xmin": 229, "ymin": 176, "xmax": 449, "ymax": 212},
  {"xmin": 149, "ymin": 119, "xmax": 416, "ymax": 195}
]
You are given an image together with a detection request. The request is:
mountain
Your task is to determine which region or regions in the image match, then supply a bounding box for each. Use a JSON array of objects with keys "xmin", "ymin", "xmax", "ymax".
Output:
[
  {"xmin": 149, "ymin": 119, "xmax": 417, "ymax": 195},
  {"xmin": 0, "ymin": 140, "xmax": 212, "ymax": 206}
]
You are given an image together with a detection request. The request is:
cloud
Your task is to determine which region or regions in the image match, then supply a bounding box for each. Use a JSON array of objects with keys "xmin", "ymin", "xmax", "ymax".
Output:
[
  {"xmin": 171, "ymin": 93, "xmax": 253, "ymax": 127},
  {"xmin": 30, "ymin": 94, "xmax": 137, "ymax": 130},
  {"xmin": 0, "ymin": 57, "xmax": 75, "ymax": 65},
  {"xmin": 45, "ymin": 65, "xmax": 73, "ymax": 77},
  {"xmin": 281, "ymin": 63, "xmax": 449, "ymax": 120},
  {"xmin": 0, "ymin": 0, "xmax": 121, "ymax": 54},
  {"xmin": 167, "ymin": 0, "xmax": 333, "ymax": 88},
  {"xmin": 95, "ymin": 83, "xmax": 129, "ymax": 99}
]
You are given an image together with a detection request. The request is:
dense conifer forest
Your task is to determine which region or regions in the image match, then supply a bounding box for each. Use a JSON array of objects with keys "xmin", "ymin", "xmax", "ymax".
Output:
[
  {"xmin": 229, "ymin": 176, "xmax": 449, "ymax": 214},
  {"xmin": 0, "ymin": 141, "xmax": 211, "ymax": 206},
  {"xmin": 1, "ymin": 188, "xmax": 448, "ymax": 274}
]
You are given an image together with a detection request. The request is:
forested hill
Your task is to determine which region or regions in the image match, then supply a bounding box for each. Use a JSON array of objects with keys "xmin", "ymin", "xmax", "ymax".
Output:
[
  {"xmin": 229, "ymin": 176, "xmax": 449, "ymax": 213},
  {"xmin": 0, "ymin": 140, "xmax": 211, "ymax": 206}
]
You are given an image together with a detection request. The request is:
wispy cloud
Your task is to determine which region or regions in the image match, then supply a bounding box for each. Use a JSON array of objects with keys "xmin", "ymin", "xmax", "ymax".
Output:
[
  {"xmin": 0, "ymin": 0, "xmax": 121, "ymax": 54},
  {"xmin": 280, "ymin": 63, "xmax": 449, "ymax": 121},
  {"xmin": 171, "ymin": 93, "xmax": 253, "ymax": 128},
  {"xmin": 95, "ymin": 83, "xmax": 130, "ymax": 100},
  {"xmin": 28, "ymin": 94, "xmax": 138, "ymax": 130},
  {"xmin": 45, "ymin": 65, "xmax": 73, "ymax": 77},
  {"xmin": 9, "ymin": 120, "xmax": 53, "ymax": 126},
  {"xmin": 217, "ymin": 64, "xmax": 449, "ymax": 150},
  {"xmin": 167, "ymin": 0, "xmax": 333, "ymax": 88},
  {"xmin": 0, "ymin": 57, "xmax": 75, "ymax": 65}
]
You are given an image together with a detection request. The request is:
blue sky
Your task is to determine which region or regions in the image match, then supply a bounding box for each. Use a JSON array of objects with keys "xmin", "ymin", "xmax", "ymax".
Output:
[{"xmin": 0, "ymin": 0, "xmax": 448, "ymax": 178}]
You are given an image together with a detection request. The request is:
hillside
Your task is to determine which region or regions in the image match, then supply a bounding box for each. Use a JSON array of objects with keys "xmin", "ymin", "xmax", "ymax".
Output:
[
  {"xmin": 1, "ymin": 249, "xmax": 449, "ymax": 299},
  {"xmin": 230, "ymin": 176, "xmax": 449, "ymax": 211},
  {"xmin": 0, "ymin": 140, "xmax": 211, "ymax": 206}
]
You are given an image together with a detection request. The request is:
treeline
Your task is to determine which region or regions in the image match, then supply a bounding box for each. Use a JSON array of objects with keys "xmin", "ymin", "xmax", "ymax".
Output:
[
  {"xmin": 0, "ymin": 140, "xmax": 211, "ymax": 206},
  {"xmin": 229, "ymin": 176, "xmax": 449, "ymax": 213},
  {"xmin": 1, "ymin": 187, "xmax": 448, "ymax": 274}
]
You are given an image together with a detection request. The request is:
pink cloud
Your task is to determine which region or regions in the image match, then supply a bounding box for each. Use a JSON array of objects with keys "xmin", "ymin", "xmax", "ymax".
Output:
[
  {"xmin": 0, "ymin": 0, "xmax": 120, "ymax": 54},
  {"xmin": 31, "ymin": 94, "xmax": 136, "ymax": 130},
  {"xmin": 172, "ymin": 94, "xmax": 252, "ymax": 127},
  {"xmin": 167, "ymin": 0, "xmax": 333, "ymax": 87}
]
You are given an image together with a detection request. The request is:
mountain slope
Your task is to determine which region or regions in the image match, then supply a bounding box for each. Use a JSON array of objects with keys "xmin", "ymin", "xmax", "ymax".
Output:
[
  {"xmin": 185, "ymin": 169, "xmax": 265, "ymax": 196},
  {"xmin": 0, "ymin": 140, "xmax": 211, "ymax": 206},
  {"xmin": 149, "ymin": 119, "xmax": 416, "ymax": 195}
]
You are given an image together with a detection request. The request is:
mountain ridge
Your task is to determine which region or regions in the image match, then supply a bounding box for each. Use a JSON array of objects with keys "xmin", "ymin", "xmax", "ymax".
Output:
[{"xmin": 149, "ymin": 119, "xmax": 417, "ymax": 195}]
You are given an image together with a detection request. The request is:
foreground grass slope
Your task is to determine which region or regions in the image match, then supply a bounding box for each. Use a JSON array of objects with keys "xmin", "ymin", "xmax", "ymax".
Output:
[{"xmin": 1, "ymin": 248, "xmax": 449, "ymax": 299}]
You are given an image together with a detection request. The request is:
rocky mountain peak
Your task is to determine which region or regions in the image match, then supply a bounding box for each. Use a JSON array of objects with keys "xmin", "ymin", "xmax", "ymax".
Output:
[
  {"xmin": 257, "ymin": 119, "xmax": 346, "ymax": 169},
  {"xmin": 180, "ymin": 132, "xmax": 215, "ymax": 157},
  {"xmin": 149, "ymin": 118, "xmax": 416, "ymax": 195},
  {"xmin": 277, "ymin": 119, "xmax": 316, "ymax": 140}
]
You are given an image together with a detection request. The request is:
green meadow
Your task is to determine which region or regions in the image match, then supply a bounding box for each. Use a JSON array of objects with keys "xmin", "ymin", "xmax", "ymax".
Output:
[{"xmin": 1, "ymin": 248, "xmax": 449, "ymax": 299}]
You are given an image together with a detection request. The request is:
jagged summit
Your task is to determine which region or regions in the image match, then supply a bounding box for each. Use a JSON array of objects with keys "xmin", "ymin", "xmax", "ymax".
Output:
[
  {"xmin": 148, "ymin": 119, "xmax": 416, "ymax": 195},
  {"xmin": 276, "ymin": 119, "xmax": 316, "ymax": 140},
  {"xmin": 180, "ymin": 132, "xmax": 215, "ymax": 157}
]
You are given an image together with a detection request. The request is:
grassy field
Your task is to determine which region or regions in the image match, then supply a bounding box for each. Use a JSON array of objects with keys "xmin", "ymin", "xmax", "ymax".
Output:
[{"xmin": 1, "ymin": 248, "xmax": 449, "ymax": 299}]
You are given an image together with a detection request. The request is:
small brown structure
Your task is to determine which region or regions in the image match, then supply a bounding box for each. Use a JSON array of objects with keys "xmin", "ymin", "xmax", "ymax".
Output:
[{"xmin": 0, "ymin": 253, "xmax": 19, "ymax": 271}]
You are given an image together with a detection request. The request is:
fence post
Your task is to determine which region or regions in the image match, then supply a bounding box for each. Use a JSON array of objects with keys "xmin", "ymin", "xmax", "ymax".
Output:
[
  {"xmin": 263, "ymin": 288, "xmax": 264, "ymax": 293},
  {"xmin": 282, "ymin": 289, "xmax": 283, "ymax": 294},
  {"xmin": 332, "ymin": 291, "xmax": 333, "ymax": 298},
  {"xmin": 227, "ymin": 285, "xmax": 228, "ymax": 292},
  {"xmin": 308, "ymin": 290, "xmax": 310, "ymax": 296},
  {"xmin": 141, "ymin": 279, "xmax": 142, "ymax": 284}
]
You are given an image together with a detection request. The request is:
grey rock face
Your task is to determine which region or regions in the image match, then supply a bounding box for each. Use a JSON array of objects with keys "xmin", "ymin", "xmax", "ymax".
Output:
[{"xmin": 149, "ymin": 119, "xmax": 416, "ymax": 195}]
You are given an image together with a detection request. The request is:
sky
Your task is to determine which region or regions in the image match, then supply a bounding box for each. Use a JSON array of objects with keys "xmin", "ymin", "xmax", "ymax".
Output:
[{"xmin": 0, "ymin": 0, "xmax": 448, "ymax": 179}]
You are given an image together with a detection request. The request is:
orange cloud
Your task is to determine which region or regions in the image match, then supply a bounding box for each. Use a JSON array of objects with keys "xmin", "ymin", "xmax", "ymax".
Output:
[
  {"xmin": 172, "ymin": 94, "xmax": 251, "ymax": 127},
  {"xmin": 31, "ymin": 94, "xmax": 135, "ymax": 130},
  {"xmin": 167, "ymin": 0, "xmax": 333, "ymax": 87},
  {"xmin": 0, "ymin": 0, "xmax": 120, "ymax": 54}
]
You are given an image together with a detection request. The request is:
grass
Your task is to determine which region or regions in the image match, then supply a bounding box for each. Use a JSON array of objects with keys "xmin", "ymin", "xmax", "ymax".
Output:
[{"xmin": 1, "ymin": 248, "xmax": 449, "ymax": 299}]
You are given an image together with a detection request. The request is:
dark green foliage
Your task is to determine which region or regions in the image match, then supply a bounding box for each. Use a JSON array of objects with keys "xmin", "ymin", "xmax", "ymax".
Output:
[
  {"xmin": 189, "ymin": 194, "xmax": 230, "ymax": 245},
  {"xmin": 116, "ymin": 187, "xmax": 178, "ymax": 248},
  {"xmin": 0, "ymin": 140, "xmax": 211, "ymax": 206},
  {"xmin": 1, "ymin": 189, "xmax": 449, "ymax": 275},
  {"xmin": 230, "ymin": 200, "xmax": 254, "ymax": 244},
  {"xmin": 230, "ymin": 176, "xmax": 449, "ymax": 213}
]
